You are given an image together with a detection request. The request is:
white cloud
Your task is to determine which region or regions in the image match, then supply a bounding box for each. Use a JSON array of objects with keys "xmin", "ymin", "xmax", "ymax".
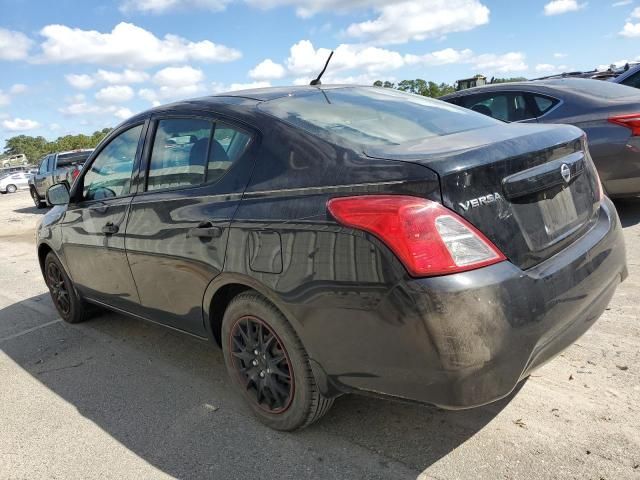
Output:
[
  {"xmin": 405, "ymin": 48, "xmax": 474, "ymax": 66},
  {"xmin": 95, "ymin": 85, "xmax": 135, "ymax": 103},
  {"xmin": 211, "ymin": 81, "xmax": 271, "ymax": 93},
  {"xmin": 472, "ymin": 52, "xmax": 528, "ymax": 72},
  {"xmin": 2, "ymin": 118, "xmax": 40, "ymax": 131},
  {"xmin": 114, "ymin": 107, "xmax": 134, "ymax": 120},
  {"xmin": 620, "ymin": 8, "xmax": 640, "ymax": 36},
  {"xmin": 95, "ymin": 69, "xmax": 150, "ymax": 84},
  {"xmin": 38, "ymin": 22, "xmax": 241, "ymax": 66},
  {"xmin": 137, "ymin": 66, "xmax": 206, "ymax": 104},
  {"xmin": 50, "ymin": 123, "xmax": 61, "ymax": 131},
  {"xmin": 120, "ymin": 0, "xmax": 230, "ymax": 13},
  {"xmin": 59, "ymin": 102, "xmax": 104, "ymax": 116},
  {"xmin": 0, "ymin": 91, "xmax": 10, "ymax": 107},
  {"xmin": 344, "ymin": 0, "xmax": 490, "ymax": 45},
  {"xmin": 9, "ymin": 84, "xmax": 28, "ymax": 94},
  {"xmin": 535, "ymin": 63, "xmax": 557, "ymax": 72},
  {"xmin": 249, "ymin": 59, "xmax": 286, "ymax": 80},
  {"xmin": 286, "ymin": 41, "xmax": 405, "ymax": 76},
  {"xmin": 153, "ymin": 65, "xmax": 204, "ymax": 87},
  {"xmin": 544, "ymin": 0, "xmax": 586, "ymax": 16},
  {"xmin": 612, "ymin": 0, "xmax": 632, "ymax": 5},
  {"xmin": 66, "ymin": 73, "xmax": 96, "ymax": 89},
  {"xmin": 0, "ymin": 28, "xmax": 33, "ymax": 61},
  {"xmin": 553, "ymin": 52, "xmax": 568, "ymax": 58}
]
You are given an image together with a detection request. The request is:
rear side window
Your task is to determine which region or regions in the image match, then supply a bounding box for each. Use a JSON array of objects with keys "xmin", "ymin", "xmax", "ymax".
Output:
[
  {"xmin": 147, "ymin": 118, "xmax": 251, "ymax": 192},
  {"xmin": 57, "ymin": 151, "xmax": 92, "ymax": 167},
  {"xmin": 460, "ymin": 93, "xmax": 535, "ymax": 122},
  {"xmin": 620, "ymin": 71, "xmax": 640, "ymax": 89},
  {"xmin": 259, "ymin": 87, "xmax": 498, "ymax": 147},
  {"xmin": 532, "ymin": 95, "xmax": 559, "ymax": 115}
]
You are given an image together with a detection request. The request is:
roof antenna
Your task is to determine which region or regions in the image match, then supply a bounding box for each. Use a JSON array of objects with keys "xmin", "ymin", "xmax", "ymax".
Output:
[{"xmin": 310, "ymin": 51, "xmax": 334, "ymax": 86}]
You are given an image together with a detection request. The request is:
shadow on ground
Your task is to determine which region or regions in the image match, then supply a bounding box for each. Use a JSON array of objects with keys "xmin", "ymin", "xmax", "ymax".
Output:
[
  {"xmin": 614, "ymin": 198, "xmax": 640, "ymax": 228},
  {"xmin": 13, "ymin": 205, "xmax": 48, "ymax": 215},
  {"xmin": 1, "ymin": 293, "xmax": 519, "ymax": 479}
]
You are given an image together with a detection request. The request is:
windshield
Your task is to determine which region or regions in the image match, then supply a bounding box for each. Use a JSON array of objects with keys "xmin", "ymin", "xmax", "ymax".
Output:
[{"xmin": 258, "ymin": 87, "xmax": 499, "ymax": 147}]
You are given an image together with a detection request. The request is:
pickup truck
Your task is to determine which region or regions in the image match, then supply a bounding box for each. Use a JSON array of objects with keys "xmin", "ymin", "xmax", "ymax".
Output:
[{"xmin": 29, "ymin": 149, "xmax": 93, "ymax": 208}]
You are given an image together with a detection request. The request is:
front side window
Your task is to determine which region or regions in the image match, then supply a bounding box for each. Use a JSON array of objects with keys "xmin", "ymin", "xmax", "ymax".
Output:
[
  {"xmin": 147, "ymin": 118, "xmax": 250, "ymax": 191},
  {"xmin": 82, "ymin": 124, "xmax": 142, "ymax": 201}
]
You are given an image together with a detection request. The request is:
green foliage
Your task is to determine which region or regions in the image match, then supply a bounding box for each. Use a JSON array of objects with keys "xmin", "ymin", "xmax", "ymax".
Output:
[
  {"xmin": 374, "ymin": 78, "xmax": 456, "ymax": 98},
  {"xmin": 2, "ymin": 128, "xmax": 112, "ymax": 164}
]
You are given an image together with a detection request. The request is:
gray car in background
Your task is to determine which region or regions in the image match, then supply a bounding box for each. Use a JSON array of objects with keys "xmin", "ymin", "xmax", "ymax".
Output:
[{"xmin": 441, "ymin": 79, "xmax": 640, "ymax": 198}]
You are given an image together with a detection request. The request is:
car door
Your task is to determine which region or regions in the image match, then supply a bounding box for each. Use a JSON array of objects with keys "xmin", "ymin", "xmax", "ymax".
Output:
[
  {"xmin": 60, "ymin": 122, "xmax": 147, "ymax": 310},
  {"xmin": 34, "ymin": 155, "xmax": 52, "ymax": 195},
  {"xmin": 125, "ymin": 113, "xmax": 255, "ymax": 334},
  {"xmin": 457, "ymin": 91, "xmax": 538, "ymax": 123}
]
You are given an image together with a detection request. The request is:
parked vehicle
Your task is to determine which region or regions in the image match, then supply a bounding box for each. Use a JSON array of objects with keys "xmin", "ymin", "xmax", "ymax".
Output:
[
  {"xmin": 441, "ymin": 78, "xmax": 640, "ymax": 198},
  {"xmin": 0, "ymin": 170, "xmax": 32, "ymax": 194},
  {"xmin": 29, "ymin": 149, "xmax": 93, "ymax": 208},
  {"xmin": 610, "ymin": 63, "xmax": 640, "ymax": 89},
  {"xmin": 37, "ymin": 86, "xmax": 627, "ymax": 431},
  {"xmin": 1, "ymin": 154, "xmax": 28, "ymax": 168}
]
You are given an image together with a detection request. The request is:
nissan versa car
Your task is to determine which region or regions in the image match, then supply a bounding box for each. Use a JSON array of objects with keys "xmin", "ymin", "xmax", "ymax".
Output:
[
  {"xmin": 441, "ymin": 78, "xmax": 640, "ymax": 197},
  {"xmin": 37, "ymin": 86, "xmax": 627, "ymax": 431}
]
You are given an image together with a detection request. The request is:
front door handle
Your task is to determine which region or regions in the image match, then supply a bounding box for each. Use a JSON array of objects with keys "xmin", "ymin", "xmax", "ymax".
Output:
[
  {"xmin": 188, "ymin": 221, "xmax": 223, "ymax": 238},
  {"xmin": 102, "ymin": 222, "xmax": 119, "ymax": 235}
]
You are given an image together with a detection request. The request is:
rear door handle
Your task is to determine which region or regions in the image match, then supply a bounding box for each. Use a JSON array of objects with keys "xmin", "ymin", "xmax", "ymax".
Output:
[
  {"xmin": 102, "ymin": 222, "xmax": 119, "ymax": 235},
  {"xmin": 188, "ymin": 221, "xmax": 223, "ymax": 238}
]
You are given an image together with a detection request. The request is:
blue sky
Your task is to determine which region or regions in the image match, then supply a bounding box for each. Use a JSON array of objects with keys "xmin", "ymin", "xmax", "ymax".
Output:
[{"xmin": 1, "ymin": 0, "xmax": 639, "ymax": 147}]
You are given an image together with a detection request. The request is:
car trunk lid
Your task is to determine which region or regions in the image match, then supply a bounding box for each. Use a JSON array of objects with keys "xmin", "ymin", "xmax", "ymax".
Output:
[{"xmin": 365, "ymin": 123, "xmax": 601, "ymax": 270}]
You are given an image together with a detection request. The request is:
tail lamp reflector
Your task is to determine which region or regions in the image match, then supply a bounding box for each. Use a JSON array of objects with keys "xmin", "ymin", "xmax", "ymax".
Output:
[{"xmin": 327, "ymin": 195, "xmax": 506, "ymax": 277}]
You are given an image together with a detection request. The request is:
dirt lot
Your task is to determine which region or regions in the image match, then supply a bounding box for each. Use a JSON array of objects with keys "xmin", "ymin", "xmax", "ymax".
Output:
[{"xmin": 0, "ymin": 190, "xmax": 638, "ymax": 480}]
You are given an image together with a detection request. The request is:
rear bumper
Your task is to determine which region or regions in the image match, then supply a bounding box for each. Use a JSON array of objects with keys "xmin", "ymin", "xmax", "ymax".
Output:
[
  {"xmin": 308, "ymin": 198, "xmax": 626, "ymax": 408},
  {"xmin": 397, "ymin": 197, "xmax": 626, "ymax": 408}
]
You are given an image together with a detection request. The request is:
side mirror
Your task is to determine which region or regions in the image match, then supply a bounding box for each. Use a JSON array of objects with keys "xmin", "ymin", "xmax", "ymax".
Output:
[{"xmin": 46, "ymin": 183, "xmax": 70, "ymax": 206}]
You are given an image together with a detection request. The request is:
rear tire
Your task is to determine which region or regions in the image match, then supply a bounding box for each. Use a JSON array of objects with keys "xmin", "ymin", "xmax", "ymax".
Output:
[
  {"xmin": 6, "ymin": 184, "xmax": 17, "ymax": 194},
  {"xmin": 221, "ymin": 292, "xmax": 334, "ymax": 431},
  {"xmin": 31, "ymin": 187, "xmax": 45, "ymax": 208},
  {"xmin": 44, "ymin": 253, "xmax": 90, "ymax": 324}
]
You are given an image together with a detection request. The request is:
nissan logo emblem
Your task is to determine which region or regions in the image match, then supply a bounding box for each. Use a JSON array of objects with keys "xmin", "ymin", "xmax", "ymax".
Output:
[{"xmin": 561, "ymin": 163, "xmax": 571, "ymax": 183}]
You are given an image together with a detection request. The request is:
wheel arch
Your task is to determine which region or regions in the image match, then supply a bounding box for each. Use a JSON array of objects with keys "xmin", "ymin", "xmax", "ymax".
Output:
[{"xmin": 202, "ymin": 273, "xmax": 339, "ymax": 398}]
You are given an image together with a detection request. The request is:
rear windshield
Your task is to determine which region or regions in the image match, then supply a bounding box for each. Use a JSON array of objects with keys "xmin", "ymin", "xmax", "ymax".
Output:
[
  {"xmin": 57, "ymin": 151, "xmax": 92, "ymax": 167},
  {"xmin": 546, "ymin": 78, "xmax": 640, "ymax": 99},
  {"xmin": 258, "ymin": 87, "xmax": 499, "ymax": 147}
]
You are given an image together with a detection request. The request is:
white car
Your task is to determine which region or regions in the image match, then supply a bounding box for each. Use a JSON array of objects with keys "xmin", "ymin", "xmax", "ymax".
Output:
[{"xmin": 0, "ymin": 171, "xmax": 31, "ymax": 193}]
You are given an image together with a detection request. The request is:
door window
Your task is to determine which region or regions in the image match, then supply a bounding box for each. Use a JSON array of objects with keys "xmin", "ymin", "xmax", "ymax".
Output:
[
  {"xmin": 462, "ymin": 93, "xmax": 535, "ymax": 122},
  {"xmin": 38, "ymin": 156, "xmax": 51, "ymax": 174},
  {"xmin": 621, "ymin": 71, "xmax": 640, "ymax": 89},
  {"xmin": 532, "ymin": 95, "xmax": 559, "ymax": 116},
  {"xmin": 82, "ymin": 124, "xmax": 143, "ymax": 201},
  {"xmin": 147, "ymin": 118, "xmax": 251, "ymax": 191}
]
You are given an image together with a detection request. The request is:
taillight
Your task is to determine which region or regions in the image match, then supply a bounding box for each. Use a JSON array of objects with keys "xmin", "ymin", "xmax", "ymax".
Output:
[
  {"xmin": 608, "ymin": 113, "xmax": 640, "ymax": 136},
  {"xmin": 72, "ymin": 168, "xmax": 80, "ymax": 180},
  {"xmin": 327, "ymin": 195, "xmax": 506, "ymax": 277}
]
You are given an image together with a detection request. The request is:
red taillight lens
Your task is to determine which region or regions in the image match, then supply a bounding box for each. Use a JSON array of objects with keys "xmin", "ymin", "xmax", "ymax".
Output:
[
  {"xmin": 72, "ymin": 168, "xmax": 80, "ymax": 180},
  {"xmin": 327, "ymin": 195, "xmax": 506, "ymax": 277},
  {"xmin": 608, "ymin": 113, "xmax": 640, "ymax": 136}
]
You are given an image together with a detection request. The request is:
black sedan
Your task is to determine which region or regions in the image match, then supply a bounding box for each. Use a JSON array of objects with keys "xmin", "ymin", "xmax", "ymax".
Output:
[
  {"xmin": 441, "ymin": 79, "xmax": 640, "ymax": 198},
  {"xmin": 37, "ymin": 86, "xmax": 626, "ymax": 430}
]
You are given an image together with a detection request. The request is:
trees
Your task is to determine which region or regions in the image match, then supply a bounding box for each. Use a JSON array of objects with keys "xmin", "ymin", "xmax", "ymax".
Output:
[
  {"xmin": 374, "ymin": 79, "xmax": 455, "ymax": 98},
  {"xmin": 2, "ymin": 128, "xmax": 112, "ymax": 163}
]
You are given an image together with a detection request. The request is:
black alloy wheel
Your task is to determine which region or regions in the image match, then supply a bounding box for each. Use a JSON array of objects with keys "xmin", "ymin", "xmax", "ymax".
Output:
[
  {"xmin": 44, "ymin": 252, "xmax": 90, "ymax": 323},
  {"xmin": 229, "ymin": 315, "xmax": 294, "ymax": 413},
  {"xmin": 221, "ymin": 292, "xmax": 334, "ymax": 430},
  {"xmin": 46, "ymin": 261, "xmax": 71, "ymax": 316}
]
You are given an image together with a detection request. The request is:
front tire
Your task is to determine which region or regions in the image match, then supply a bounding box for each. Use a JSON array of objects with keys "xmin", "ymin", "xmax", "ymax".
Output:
[
  {"xmin": 31, "ymin": 187, "xmax": 45, "ymax": 208},
  {"xmin": 221, "ymin": 292, "xmax": 334, "ymax": 431},
  {"xmin": 44, "ymin": 252, "xmax": 90, "ymax": 324}
]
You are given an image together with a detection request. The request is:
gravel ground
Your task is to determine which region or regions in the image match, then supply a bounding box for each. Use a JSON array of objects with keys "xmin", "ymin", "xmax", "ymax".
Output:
[{"xmin": 0, "ymin": 190, "xmax": 639, "ymax": 480}]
